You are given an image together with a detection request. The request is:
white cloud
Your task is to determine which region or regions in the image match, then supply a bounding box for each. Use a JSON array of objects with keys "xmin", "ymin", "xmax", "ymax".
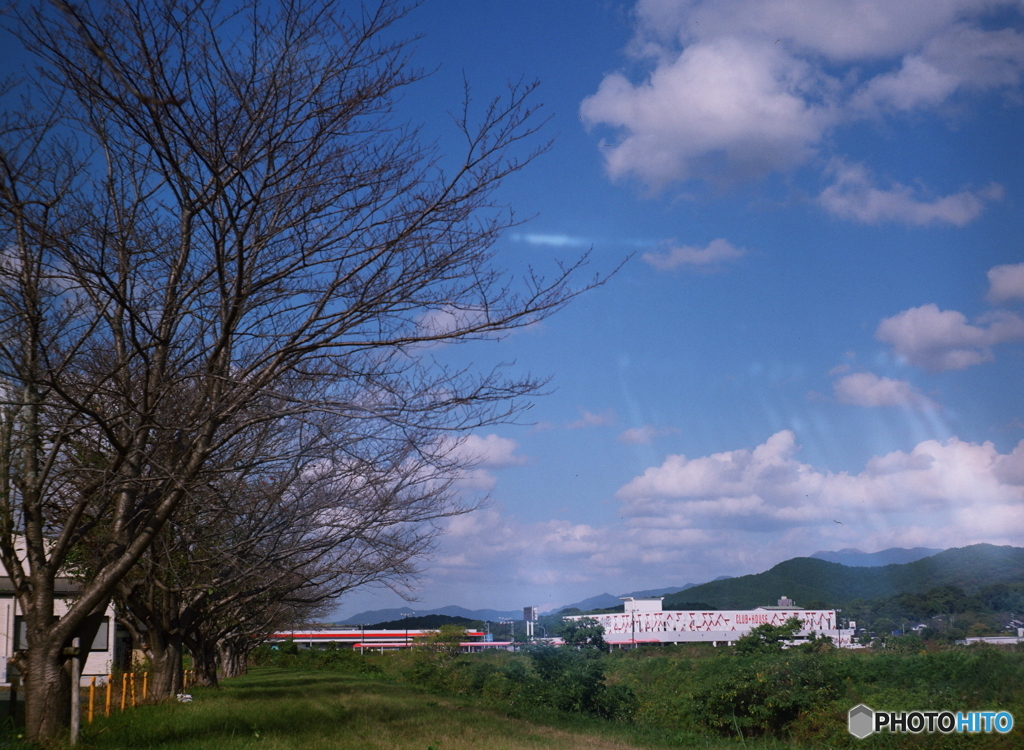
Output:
[
  {"xmin": 581, "ymin": 37, "xmax": 833, "ymax": 186},
  {"xmin": 995, "ymin": 442, "xmax": 1024, "ymax": 485},
  {"xmin": 567, "ymin": 408, "xmax": 618, "ymax": 429},
  {"xmin": 642, "ymin": 238, "xmax": 746, "ymax": 270},
  {"xmin": 833, "ymin": 371, "xmax": 938, "ymax": 408},
  {"xmin": 432, "ymin": 508, "xmax": 628, "ymax": 586},
  {"xmin": 583, "ymin": 1, "xmax": 1024, "ymax": 189},
  {"xmin": 637, "ymin": 0, "xmax": 1002, "ymax": 60},
  {"xmin": 618, "ymin": 425, "xmax": 678, "ymax": 444},
  {"xmin": 416, "ymin": 306, "xmax": 489, "ymax": 340},
  {"xmin": 439, "ymin": 433, "xmax": 527, "ymax": 492},
  {"xmin": 431, "ymin": 432, "xmax": 1024, "ymax": 596},
  {"xmin": 618, "ymin": 430, "xmax": 805, "ymax": 506},
  {"xmin": 988, "ymin": 262, "xmax": 1024, "ymax": 304},
  {"xmin": 396, "ymin": 430, "xmax": 1024, "ymax": 610},
  {"xmin": 876, "ymin": 303, "xmax": 1024, "ymax": 371},
  {"xmin": 851, "ymin": 24, "xmax": 1024, "ymax": 112},
  {"xmin": 817, "ymin": 161, "xmax": 1001, "ymax": 226},
  {"xmin": 851, "ymin": 56, "xmax": 962, "ymax": 112},
  {"xmin": 512, "ymin": 233, "xmax": 591, "ymax": 247},
  {"xmin": 449, "ymin": 433, "xmax": 528, "ymax": 468},
  {"xmin": 616, "ymin": 431, "xmax": 1024, "ymax": 542}
]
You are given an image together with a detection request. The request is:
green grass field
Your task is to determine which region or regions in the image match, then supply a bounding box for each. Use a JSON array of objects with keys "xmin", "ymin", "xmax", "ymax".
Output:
[
  {"xmin": 2, "ymin": 659, "xmax": 1015, "ymax": 745},
  {"xmin": 71, "ymin": 668, "xmax": 695, "ymax": 750}
]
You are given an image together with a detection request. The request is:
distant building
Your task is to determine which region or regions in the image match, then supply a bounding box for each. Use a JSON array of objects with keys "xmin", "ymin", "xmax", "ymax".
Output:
[
  {"xmin": 564, "ymin": 596, "xmax": 856, "ymax": 648},
  {"xmin": 962, "ymin": 635, "xmax": 1024, "ymax": 646},
  {"xmin": 265, "ymin": 627, "xmax": 511, "ymax": 653}
]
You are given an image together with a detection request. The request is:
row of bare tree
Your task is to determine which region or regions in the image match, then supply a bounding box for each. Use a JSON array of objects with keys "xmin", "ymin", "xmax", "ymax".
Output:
[{"xmin": 0, "ymin": 0, "xmax": 597, "ymax": 740}]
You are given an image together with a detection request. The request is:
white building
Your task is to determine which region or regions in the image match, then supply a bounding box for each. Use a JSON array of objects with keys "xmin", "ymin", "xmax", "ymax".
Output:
[
  {"xmin": 1, "ymin": 577, "xmax": 120, "ymax": 687},
  {"xmin": 565, "ymin": 596, "xmax": 856, "ymax": 648}
]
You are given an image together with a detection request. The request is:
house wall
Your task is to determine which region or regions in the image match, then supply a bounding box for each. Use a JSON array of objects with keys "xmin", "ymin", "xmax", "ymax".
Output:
[{"xmin": 0, "ymin": 597, "xmax": 116, "ymax": 685}]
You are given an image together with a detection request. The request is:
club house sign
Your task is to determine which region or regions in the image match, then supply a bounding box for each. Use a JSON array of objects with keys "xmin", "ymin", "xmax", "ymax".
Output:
[{"xmin": 564, "ymin": 596, "xmax": 854, "ymax": 647}]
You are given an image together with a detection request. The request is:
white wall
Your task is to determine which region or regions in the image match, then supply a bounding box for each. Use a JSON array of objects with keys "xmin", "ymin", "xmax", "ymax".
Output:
[
  {"xmin": 0, "ymin": 597, "xmax": 115, "ymax": 685},
  {"xmin": 566, "ymin": 608, "xmax": 855, "ymax": 646}
]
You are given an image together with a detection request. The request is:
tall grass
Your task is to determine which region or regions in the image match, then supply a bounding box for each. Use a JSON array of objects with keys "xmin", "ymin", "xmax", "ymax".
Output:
[
  {"xmin": 4, "ymin": 642, "xmax": 1019, "ymax": 748},
  {"xmin": 68, "ymin": 668, "xmax": 671, "ymax": 750},
  {"xmin": 254, "ymin": 640, "xmax": 1024, "ymax": 749}
]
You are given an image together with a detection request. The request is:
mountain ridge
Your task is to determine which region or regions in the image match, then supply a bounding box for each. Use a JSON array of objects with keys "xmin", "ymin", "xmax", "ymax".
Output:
[
  {"xmin": 663, "ymin": 544, "xmax": 1024, "ymax": 610},
  {"xmin": 809, "ymin": 547, "xmax": 943, "ymax": 567},
  {"xmin": 334, "ymin": 545, "xmax": 1017, "ymax": 625},
  {"xmin": 334, "ymin": 604, "xmax": 522, "ymax": 626}
]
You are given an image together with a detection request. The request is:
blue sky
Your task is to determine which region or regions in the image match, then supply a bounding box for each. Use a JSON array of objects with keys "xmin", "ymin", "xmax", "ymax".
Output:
[
  {"xmin": 5, "ymin": 0, "xmax": 1021, "ymax": 619},
  {"xmin": 330, "ymin": 0, "xmax": 1024, "ymax": 619}
]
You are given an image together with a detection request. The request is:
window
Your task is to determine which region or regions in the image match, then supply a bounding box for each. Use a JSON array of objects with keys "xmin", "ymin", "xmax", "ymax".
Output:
[
  {"xmin": 13, "ymin": 615, "xmax": 26, "ymax": 651},
  {"xmin": 90, "ymin": 617, "xmax": 109, "ymax": 652},
  {"xmin": 12, "ymin": 615, "xmax": 109, "ymax": 651}
]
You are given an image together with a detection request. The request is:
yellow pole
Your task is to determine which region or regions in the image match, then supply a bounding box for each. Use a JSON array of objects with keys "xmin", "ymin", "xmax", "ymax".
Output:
[
  {"xmin": 105, "ymin": 675, "xmax": 112, "ymax": 717},
  {"xmin": 120, "ymin": 673, "xmax": 127, "ymax": 711},
  {"xmin": 143, "ymin": 672, "xmax": 148, "ymax": 701},
  {"xmin": 130, "ymin": 672, "xmax": 136, "ymax": 708},
  {"xmin": 88, "ymin": 677, "xmax": 95, "ymax": 724}
]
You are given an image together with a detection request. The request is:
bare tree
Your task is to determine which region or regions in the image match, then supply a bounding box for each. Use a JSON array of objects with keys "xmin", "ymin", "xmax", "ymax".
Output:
[
  {"xmin": 0, "ymin": 0, "xmax": 600, "ymax": 738},
  {"xmin": 113, "ymin": 414, "xmax": 469, "ymax": 700}
]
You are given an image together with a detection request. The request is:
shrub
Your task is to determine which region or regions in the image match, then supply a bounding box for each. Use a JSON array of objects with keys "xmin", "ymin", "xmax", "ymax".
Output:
[
  {"xmin": 401, "ymin": 625, "xmax": 468, "ymax": 690},
  {"xmin": 733, "ymin": 617, "xmax": 803, "ymax": 655},
  {"xmin": 692, "ymin": 651, "xmax": 841, "ymax": 737},
  {"xmin": 524, "ymin": 645, "xmax": 638, "ymax": 721},
  {"xmin": 560, "ymin": 617, "xmax": 608, "ymax": 651}
]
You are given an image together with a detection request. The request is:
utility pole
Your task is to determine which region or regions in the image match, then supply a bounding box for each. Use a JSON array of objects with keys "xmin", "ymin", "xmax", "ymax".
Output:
[{"xmin": 69, "ymin": 638, "xmax": 81, "ymax": 745}]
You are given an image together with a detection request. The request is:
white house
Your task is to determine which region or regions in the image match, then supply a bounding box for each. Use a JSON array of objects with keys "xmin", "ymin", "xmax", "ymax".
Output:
[{"xmin": 0, "ymin": 577, "xmax": 121, "ymax": 687}]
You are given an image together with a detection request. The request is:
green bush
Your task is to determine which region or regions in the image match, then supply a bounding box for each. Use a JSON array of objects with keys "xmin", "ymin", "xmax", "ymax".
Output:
[
  {"xmin": 247, "ymin": 642, "xmax": 382, "ymax": 673},
  {"xmin": 524, "ymin": 645, "xmax": 638, "ymax": 721},
  {"xmin": 399, "ymin": 625, "xmax": 468, "ymax": 691},
  {"xmin": 692, "ymin": 651, "xmax": 842, "ymax": 737},
  {"xmin": 733, "ymin": 617, "xmax": 803, "ymax": 655},
  {"xmin": 560, "ymin": 617, "xmax": 608, "ymax": 651}
]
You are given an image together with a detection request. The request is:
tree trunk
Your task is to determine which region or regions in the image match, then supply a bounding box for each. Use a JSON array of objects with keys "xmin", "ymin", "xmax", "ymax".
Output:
[
  {"xmin": 146, "ymin": 631, "xmax": 184, "ymax": 701},
  {"xmin": 21, "ymin": 643, "xmax": 71, "ymax": 741},
  {"xmin": 117, "ymin": 549, "xmax": 191, "ymax": 702},
  {"xmin": 189, "ymin": 639, "xmax": 220, "ymax": 688},
  {"xmin": 217, "ymin": 640, "xmax": 247, "ymax": 680}
]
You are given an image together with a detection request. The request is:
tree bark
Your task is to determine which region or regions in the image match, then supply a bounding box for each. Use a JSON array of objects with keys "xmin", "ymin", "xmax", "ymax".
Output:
[
  {"xmin": 118, "ymin": 567, "xmax": 189, "ymax": 702},
  {"xmin": 21, "ymin": 643, "xmax": 71, "ymax": 741},
  {"xmin": 188, "ymin": 637, "xmax": 220, "ymax": 689},
  {"xmin": 217, "ymin": 640, "xmax": 248, "ymax": 680},
  {"xmin": 145, "ymin": 630, "xmax": 184, "ymax": 701}
]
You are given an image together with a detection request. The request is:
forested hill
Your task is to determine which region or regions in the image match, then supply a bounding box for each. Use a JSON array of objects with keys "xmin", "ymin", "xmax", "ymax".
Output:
[{"xmin": 662, "ymin": 544, "xmax": 1024, "ymax": 610}]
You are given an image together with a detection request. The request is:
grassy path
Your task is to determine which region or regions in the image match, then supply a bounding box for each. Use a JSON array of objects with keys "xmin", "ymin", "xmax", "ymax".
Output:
[{"xmin": 76, "ymin": 669, "xmax": 661, "ymax": 750}]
